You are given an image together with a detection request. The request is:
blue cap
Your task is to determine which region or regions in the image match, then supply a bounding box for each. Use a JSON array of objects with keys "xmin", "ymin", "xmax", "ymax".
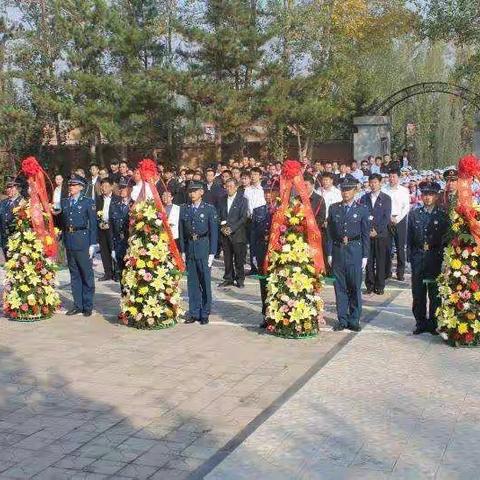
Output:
[
  {"xmin": 419, "ymin": 181, "xmax": 441, "ymax": 194},
  {"xmin": 338, "ymin": 175, "xmax": 358, "ymax": 191},
  {"xmin": 187, "ymin": 181, "xmax": 205, "ymax": 191},
  {"xmin": 118, "ymin": 175, "xmax": 131, "ymax": 188},
  {"xmin": 68, "ymin": 174, "xmax": 86, "ymax": 187}
]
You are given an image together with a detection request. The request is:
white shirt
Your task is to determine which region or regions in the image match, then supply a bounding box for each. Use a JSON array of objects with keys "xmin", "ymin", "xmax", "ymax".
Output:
[
  {"xmin": 227, "ymin": 193, "xmax": 236, "ymax": 214},
  {"xmin": 382, "ymin": 183, "xmax": 410, "ymax": 222},
  {"xmin": 131, "ymin": 181, "xmax": 154, "ymax": 202},
  {"xmin": 244, "ymin": 184, "xmax": 265, "ymax": 216},
  {"xmin": 102, "ymin": 195, "xmax": 112, "ymax": 222},
  {"xmin": 166, "ymin": 203, "xmax": 180, "ymax": 239},
  {"xmin": 53, "ymin": 186, "xmax": 62, "ymax": 209},
  {"xmin": 91, "ymin": 176, "xmax": 98, "ymax": 199},
  {"xmin": 401, "ymin": 157, "xmax": 409, "ymax": 168},
  {"xmin": 370, "ymin": 190, "xmax": 380, "ymax": 207},
  {"xmin": 317, "ymin": 186, "xmax": 342, "ymax": 216},
  {"xmin": 370, "ymin": 165, "xmax": 381, "ymax": 174}
]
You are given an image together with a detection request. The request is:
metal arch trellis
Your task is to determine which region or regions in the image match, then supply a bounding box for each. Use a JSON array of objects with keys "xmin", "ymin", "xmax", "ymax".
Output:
[{"xmin": 365, "ymin": 82, "xmax": 480, "ymax": 116}]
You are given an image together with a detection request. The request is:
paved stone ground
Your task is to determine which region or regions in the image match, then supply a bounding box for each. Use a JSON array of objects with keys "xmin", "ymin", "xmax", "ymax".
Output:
[
  {"xmin": 206, "ymin": 288, "xmax": 480, "ymax": 480},
  {"xmin": 0, "ymin": 259, "xmax": 406, "ymax": 480}
]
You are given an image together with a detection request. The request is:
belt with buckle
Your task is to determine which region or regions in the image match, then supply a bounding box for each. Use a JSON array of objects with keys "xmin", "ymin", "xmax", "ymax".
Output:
[
  {"xmin": 189, "ymin": 232, "xmax": 208, "ymax": 241},
  {"xmin": 66, "ymin": 226, "xmax": 87, "ymax": 233},
  {"xmin": 334, "ymin": 235, "xmax": 361, "ymax": 246},
  {"xmin": 420, "ymin": 243, "xmax": 439, "ymax": 251}
]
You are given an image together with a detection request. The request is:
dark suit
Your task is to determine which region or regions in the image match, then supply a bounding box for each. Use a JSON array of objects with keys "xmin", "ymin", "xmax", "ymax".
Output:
[
  {"xmin": 309, "ymin": 192, "xmax": 326, "ymax": 229},
  {"xmin": 96, "ymin": 194, "xmax": 121, "ymax": 280},
  {"xmin": 156, "ymin": 178, "xmax": 185, "ymax": 205},
  {"xmin": 218, "ymin": 193, "xmax": 248, "ymax": 285},
  {"xmin": 110, "ymin": 199, "xmax": 131, "ymax": 289},
  {"xmin": 85, "ymin": 177, "xmax": 102, "ymax": 201},
  {"xmin": 251, "ymin": 204, "xmax": 274, "ymax": 316},
  {"xmin": 360, "ymin": 191, "xmax": 391, "ymax": 292},
  {"xmin": 204, "ymin": 182, "xmax": 226, "ymax": 210},
  {"xmin": 0, "ymin": 195, "xmax": 22, "ymax": 258}
]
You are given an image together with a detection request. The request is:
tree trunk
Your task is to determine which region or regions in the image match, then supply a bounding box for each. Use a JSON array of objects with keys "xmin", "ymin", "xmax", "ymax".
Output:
[{"xmin": 214, "ymin": 126, "xmax": 222, "ymax": 162}]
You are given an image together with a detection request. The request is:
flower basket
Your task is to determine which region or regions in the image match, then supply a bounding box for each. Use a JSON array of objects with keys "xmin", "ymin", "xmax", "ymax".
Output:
[
  {"xmin": 264, "ymin": 197, "xmax": 325, "ymax": 338},
  {"xmin": 119, "ymin": 200, "xmax": 184, "ymax": 330},
  {"xmin": 3, "ymin": 201, "xmax": 61, "ymax": 321},
  {"xmin": 437, "ymin": 205, "xmax": 480, "ymax": 347}
]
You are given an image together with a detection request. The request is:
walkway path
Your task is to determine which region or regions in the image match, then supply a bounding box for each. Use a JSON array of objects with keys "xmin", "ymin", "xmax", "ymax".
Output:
[{"xmin": 206, "ymin": 289, "xmax": 480, "ymax": 480}]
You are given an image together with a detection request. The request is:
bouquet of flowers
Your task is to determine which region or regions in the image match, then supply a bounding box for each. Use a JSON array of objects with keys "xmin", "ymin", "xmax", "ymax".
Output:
[
  {"xmin": 118, "ymin": 200, "xmax": 184, "ymax": 329},
  {"xmin": 437, "ymin": 204, "xmax": 480, "ymax": 346},
  {"xmin": 3, "ymin": 201, "xmax": 60, "ymax": 321},
  {"xmin": 265, "ymin": 198, "xmax": 324, "ymax": 338}
]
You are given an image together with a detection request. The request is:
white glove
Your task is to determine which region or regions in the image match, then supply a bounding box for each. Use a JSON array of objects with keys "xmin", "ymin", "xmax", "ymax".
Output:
[
  {"xmin": 181, "ymin": 253, "xmax": 186, "ymax": 263},
  {"xmin": 252, "ymin": 257, "xmax": 258, "ymax": 268},
  {"xmin": 111, "ymin": 250, "xmax": 116, "ymax": 261},
  {"xmin": 327, "ymin": 256, "xmax": 332, "ymax": 265},
  {"xmin": 89, "ymin": 245, "xmax": 96, "ymax": 259},
  {"xmin": 362, "ymin": 258, "xmax": 368, "ymax": 271},
  {"xmin": 208, "ymin": 254, "xmax": 214, "ymax": 268}
]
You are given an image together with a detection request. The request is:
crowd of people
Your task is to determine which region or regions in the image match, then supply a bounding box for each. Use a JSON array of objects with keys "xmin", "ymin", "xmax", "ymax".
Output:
[{"xmin": 0, "ymin": 151, "xmax": 471, "ymax": 333}]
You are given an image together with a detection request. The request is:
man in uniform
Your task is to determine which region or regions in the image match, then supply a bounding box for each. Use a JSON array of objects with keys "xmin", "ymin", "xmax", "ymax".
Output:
[
  {"xmin": 0, "ymin": 177, "xmax": 24, "ymax": 259},
  {"xmin": 60, "ymin": 174, "xmax": 98, "ymax": 317},
  {"xmin": 327, "ymin": 175, "xmax": 370, "ymax": 332},
  {"xmin": 407, "ymin": 181, "xmax": 449, "ymax": 335},
  {"xmin": 360, "ymin": 173, "xmax": 392, "ymax": 295},
  {"xmin": 179, "ymin": 181, "xmax": 218, "ymax": 325},
  {"xmin": 439, "ymin": 168, "xmax": 458, "ymax": 214},
  {"xmin": 110, "ymin": 178, "xmax": 132, "ymax": 290},
  {"xmin": 252, "ymin": 182, "xmax": 280, "ymax": 328}
]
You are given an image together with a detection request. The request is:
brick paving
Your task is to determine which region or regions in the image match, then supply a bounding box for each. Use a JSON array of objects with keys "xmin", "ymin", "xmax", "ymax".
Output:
[{"xmin": 0, "ymin": 260, "xmax": 403, "ymax": 480}]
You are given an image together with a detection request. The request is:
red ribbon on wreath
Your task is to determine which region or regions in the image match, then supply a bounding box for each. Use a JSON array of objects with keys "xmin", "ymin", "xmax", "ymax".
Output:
[
  {"xmin": 136, "ymin": 159, "xmax": 185, "ymax": 272},
  {"xmin": 456, "ymin": 154, "xmax": 480, "ymax": 247},
  {"xmin": 21, "ymin": 156, "xmax": 58, "ymax": 258},
  {"xmin": 264, "ymin": 159, "xmax": 325, "ymax": 274}
]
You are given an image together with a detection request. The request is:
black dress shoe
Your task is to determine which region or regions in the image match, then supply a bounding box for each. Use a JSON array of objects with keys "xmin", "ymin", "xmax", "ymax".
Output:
[
  {"xmin": 413, "ymin": 327, "xmax": 428, "ymax": 335},
  {"xmin": 99, "ymin": 276, "xmax": 112, "ymax": 282},
  {"xmin": 217, "ymin": 281, "xmax": 234, "ymax": 287},
  {"xmin": 375, "ymin": 289, "xmax": 384, "ymax": 295},
  {"xmin": 365, "ymin": 289, "xmax": 374, "ymax": 295},
  {"xmin": 349, "ymin": 324, "xmax": 362, "ymax": 332},
  {"xmin": 184, "ymin": 317, "xmax": 198, "ymax": 324},
  {"xmin": 236, "ymin": 281, "xmax": 245, "ymax": 288},
  {"xmin": 333, "ymin": 323, "xmax": 346, "ymax": 331},
  {"xmin": 200, "ymin": 318, "xmax": 209, "ymax": 325},
  {"xmin": 66, "ymin": 308, "xmax": 82, "ymax": 316},
  {"xmin": 83, "ymin": 310, "xmax": 92, "ymax": 317}
]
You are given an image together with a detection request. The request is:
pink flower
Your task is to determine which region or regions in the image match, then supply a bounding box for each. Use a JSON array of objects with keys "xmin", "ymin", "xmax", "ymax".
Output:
[
  {"xmin": 20, "ymin": 304, "xmax": 28, "ymax": 311},
  {"xmin": 280, "ymin": 225, "xmax": 287, "ymax": 233},
  {"xmin": 288, "ymin": 300, "xmax": 295, "ymax": 307},
  {"xmin": 280, "ymin": 305, "xmax": 289, "ymax": 313},
  {"xmin": 20, "ymin": 256, "xmax": 28, "ymax": 263},
  {"xmin": 143, "ymin": 272, "xmax": 153, "ymax": 282},
  {"xmin": 139, "ymin": 249, "xmax": 147, "ymax": 256},
  {"xmin": 460, "ymin": 275, "xmax": 468, "ymax": 284},
  {"xmin": 461, "ymin": 265, "xmax": 471, "ymax": 274},
  {"xmin": 461, "ymin": 291, "xmax": 472, "ymax": 300},
  {"xmin": 151, "ymin": 234, "xmax": 159, "ymax": 242}
]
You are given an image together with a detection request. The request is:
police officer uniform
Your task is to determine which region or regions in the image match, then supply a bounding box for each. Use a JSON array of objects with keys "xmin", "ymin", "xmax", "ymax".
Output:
[
  {"xmin": 407, "ymin": 181, "xmax": 449, "ymax": 335},
  {"xmin": 251, "ymin": 202, "xmax": 276, "ymax": 325},
  {"xmin": 60, "ymin": 174, "xmax": 98, "ymax": 316},
  {"xmin": 179, "ymin": 181, "xmax": 218, "ymax": 324},
  {"xmin": 110, "ymin": 178, "xmax": 132, "ymax": 290},
  {"xmin": 327, "ymin": 176, "xmax": 370, "ymax": 331},
  {"xmin": 0, "ymin": 177, "xmax": 24, "ymax": 259}
]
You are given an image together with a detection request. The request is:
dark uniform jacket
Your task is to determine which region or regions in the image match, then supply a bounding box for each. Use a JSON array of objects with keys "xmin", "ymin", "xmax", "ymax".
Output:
[
  {"xmin": 360, "ymin": 191, "xmax": 392, "ymax": 237},
  {"xmin": 0, "ymin": 196, "xmax": 22, "ymax": 251},
  {"xmin": 327, "ymin": 201, "xmax": 370, "ymax": 260},
  {"xmin": 251, "ymin": 204, "xmax": 274, "ymax": 275},
  {"xmin": 309, "ymin": 191, "xmax": 327, "ymax": 228},
  {"xmin": 407, "ymin": 205, "xmax": 449, "ymax": 278},
  {"xmin": 218, "ymin": 193, "xmax": 249, "ymax": 244},
  {"xmin": 110, "ymin": 200, "xmax": 131, "ymax": 255},
  {"xmin": 60, "ymin": 194, "xmax": 98, "ymax": 251},
  {"xmin": 179, "ymin": 202, "xmax": 218, "ymax": 259}
]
